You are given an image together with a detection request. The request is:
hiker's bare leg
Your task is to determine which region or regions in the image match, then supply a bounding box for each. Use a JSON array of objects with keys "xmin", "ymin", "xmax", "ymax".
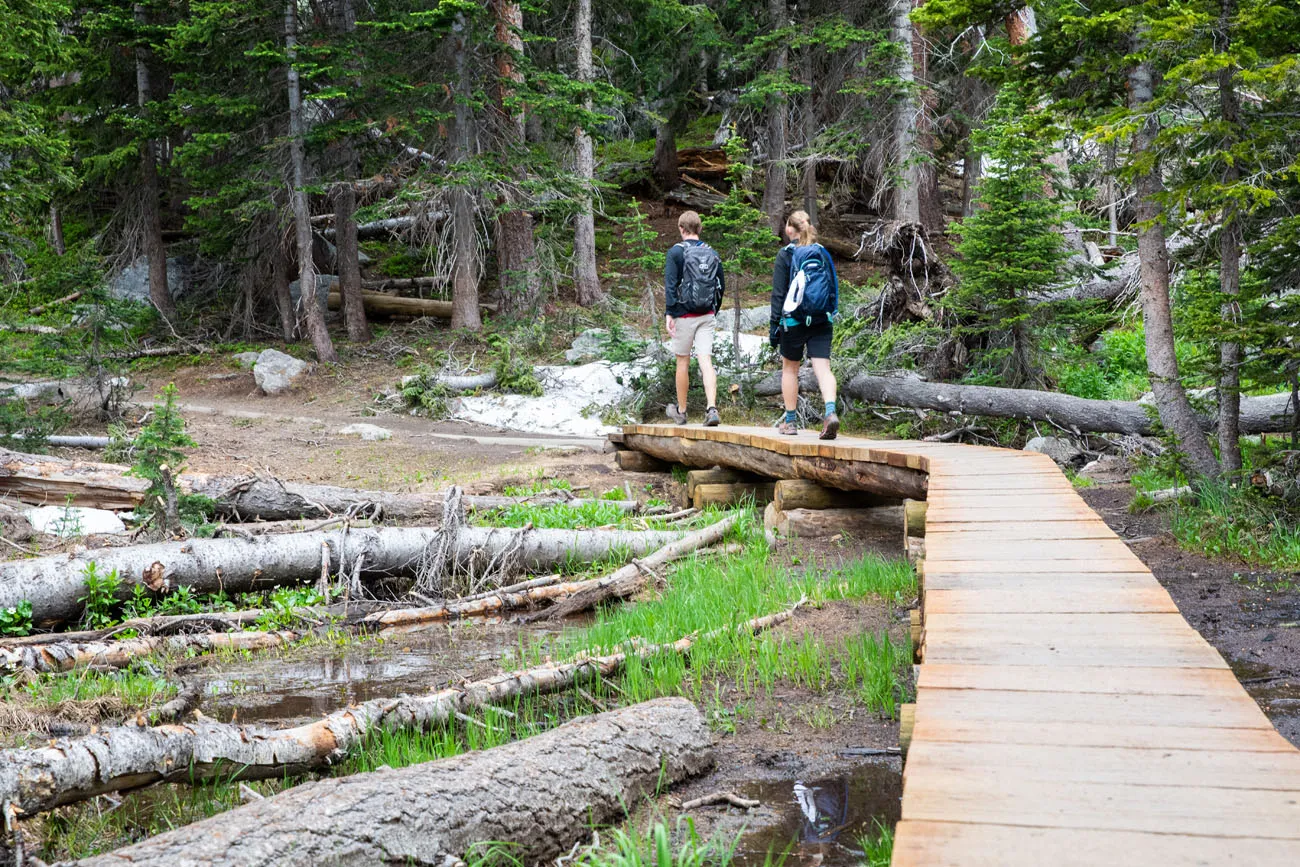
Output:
[
  {"xmin": 810, "ymin": 357, "xmax": 837, "ymax": 405},
  {"xmin": 782, "ymin": 358, "xmax": 801, "ymax": 412},
  {"xmin": 698, "ymin": 353, "xmax": 718, "ymax": 408},
  {"xmin": 675, "ymin": 355, "xmax": 690, "ymax": 413}
]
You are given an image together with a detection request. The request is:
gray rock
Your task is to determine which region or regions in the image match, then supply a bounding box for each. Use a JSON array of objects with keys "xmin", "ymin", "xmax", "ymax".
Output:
[
  {"xmin": 1078, "ymin": 454, "xmax": 1132, "ymax": 483},
  {"xmin": 108, "ymin": 256, "xmax": 190, "ymax": 304},
  {"xmin": 718, "ymin": 306, "xmax": 772, "ymax": 333},
  {"xmin": 564, "ymin": 328, "xmax": 650, "ymax": 363},
  {"xmin": 338, "ymin": 423, "xmax": 392, "ymax": 441},
  {"xmin": 231, "ymin": 351, "xmax": 261, "ymax": 370},
  {"xmin": 1024, "ymin": 435, "xmax": 1085, "ymax": 466},
  {"xmin": 253, "ymin": 349, "xmax": 311, "ymax": 395},
  {"xmin": 288, "ymin": 275, "xmax": 339, "ymax": 318}
]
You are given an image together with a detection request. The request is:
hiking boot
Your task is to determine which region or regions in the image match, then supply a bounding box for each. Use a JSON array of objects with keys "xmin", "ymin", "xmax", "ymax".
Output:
[
  {"xmin": 704, "ymin": 407, "xmax": 721, "ymax": 427},
  {"xmin": 665, "ymin": 403, "xmax": 688, "ymax": 425},
  {"xmin": 820, "ymin": 413, "xmax": 840, "ymax": 441},
  {"xmin": 776, "ymin": 419, "xmax": 799, "ymax": 435}
]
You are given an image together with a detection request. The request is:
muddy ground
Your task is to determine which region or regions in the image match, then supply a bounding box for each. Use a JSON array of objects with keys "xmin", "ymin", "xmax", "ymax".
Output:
[{"xmin": 1080, "ymin": 485, "xmax": 1300, "ymax": 746}]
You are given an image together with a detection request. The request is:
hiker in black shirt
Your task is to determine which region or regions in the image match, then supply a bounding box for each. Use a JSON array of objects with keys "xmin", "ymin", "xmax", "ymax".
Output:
[{"xmin": 664, "ymin": 210, "xmax": 725, "ymax": 426}]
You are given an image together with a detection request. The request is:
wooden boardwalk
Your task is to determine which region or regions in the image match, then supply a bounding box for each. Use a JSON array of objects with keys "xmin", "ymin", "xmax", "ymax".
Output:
[{"xmin": 619, "ymin": 424, "xmax": 1300, "ymax": 866}]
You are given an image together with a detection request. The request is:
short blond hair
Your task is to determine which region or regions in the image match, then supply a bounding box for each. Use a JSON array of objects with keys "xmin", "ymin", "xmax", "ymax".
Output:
[{"xmin": 678, "ymin": 211, "xmax": 702, "ymax": 235}]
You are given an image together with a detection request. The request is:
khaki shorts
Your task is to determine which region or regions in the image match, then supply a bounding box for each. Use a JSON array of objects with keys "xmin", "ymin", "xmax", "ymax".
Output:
[{"xmin": 670, "ymin": 313, "xmax": 715, "ymax": 358}]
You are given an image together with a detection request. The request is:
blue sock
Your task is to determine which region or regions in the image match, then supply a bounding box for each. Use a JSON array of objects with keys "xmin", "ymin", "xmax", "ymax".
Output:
[
  {"xmin": 784, "ymin": 409, "xmax": 798, "ymax": 424},
  {"xmin": 825, "ymin": 401, "xmax": 837, "ymax": 417}
]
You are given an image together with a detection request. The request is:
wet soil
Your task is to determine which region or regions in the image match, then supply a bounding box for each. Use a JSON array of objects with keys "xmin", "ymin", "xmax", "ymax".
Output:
[{"xmin": 1080, "ymin": 484, "xmax": 1300, "ymax": 746}]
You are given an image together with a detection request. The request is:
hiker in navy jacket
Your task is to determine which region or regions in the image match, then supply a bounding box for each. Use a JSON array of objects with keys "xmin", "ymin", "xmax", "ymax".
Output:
[
  {"xmin": 769, "ymin": 210, "xmax": 839, "ymax": 439},
  {"xmin": 664, "ymin": 210, "xmax": 725, "ymax": 426}
]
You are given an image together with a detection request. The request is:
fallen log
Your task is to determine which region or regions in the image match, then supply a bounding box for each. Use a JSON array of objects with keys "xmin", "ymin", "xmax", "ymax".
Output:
[
  {"xmin": 321, "ymin": 210, "xmax": 447, "ymax": 241},
  {"xmin": 756, "ymin": 371, "xmax": 1297, "ymax": 436},
  {"xmin": 402, "ymin": 371, "xmax": 498, "ymax": 392},
  {"xmin": 903, "ymin": 499, "xmax": 926, "ymax": 540},
  {"xmin": 7, "ymin": 434, "xmax": 109, "ymax": 449},
  {"xmin": 0, "ymin": 605, "xmax": 793, "ymax": 817},
  {"xmin": 0, "ymin": 447, "xmax": 628, "ymax": 518},
  {"xmin": 327, "ymin": 289, "xmax": 497, "ymax": 319},
  {"xmin": 773, "ymin": 479, "xmax": 890, "ymax": 511},
  {"xmin": 521, "ymin": 513, "xmax": 739, "ymax": 622},
  {"xmin": 615, "ymin": 450, "xmax": 671, "ymax": 473},
  {"xmin": 73, "ymin": 698, "xmax": 712, "ymax": 867},
  {"xmin": 622, "ymin": 432, "xmax": 928, "ymax": 500},
  {"xmin": 686, "ymin": 467, "xmax": 760, "ymax": 498},
  {"xmin": 0, "ymin": 526, "xmax": 686, "ymax": 627},
  {"xmin": 767, "ymin": 506, "xmax": 903, "ymax": 538},
  {"xmin": 691, "ymin": 481, "xmax": 775, "ymax": 509},
  {"xmin": 28, "ymin": 290, "xmax": 83, "ymax": 315}
]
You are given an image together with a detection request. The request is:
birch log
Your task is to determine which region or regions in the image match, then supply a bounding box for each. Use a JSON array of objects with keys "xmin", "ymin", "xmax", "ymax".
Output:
[
  {"xmin": 0, "ymin": 607, "xmax": 794, "ymax": 817},
  {"xmin": 71, "ymin": 698, "xmax": 713, "ymax": 867},
  {"xmin": 0, "ymin": 447, "xmax": 632, "ymax": 518},
  {"xmin": 0, "ymin": 526, "xmax": 686, "ymax": 627}
]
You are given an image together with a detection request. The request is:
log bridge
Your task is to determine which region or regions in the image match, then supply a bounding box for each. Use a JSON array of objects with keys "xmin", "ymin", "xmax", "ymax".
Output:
[{"xmin": 615, "ymin": 424, "xmax": 1300, "ymax": 865}]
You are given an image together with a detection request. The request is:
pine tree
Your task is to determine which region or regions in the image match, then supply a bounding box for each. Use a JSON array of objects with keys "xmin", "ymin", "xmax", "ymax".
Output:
[
  {"xmin": 127, "ymin": 383, "xmax": 201, "ymax": 536},
  {"xmin": 945, "ymin": 87, "xmax": 1067, "ymax": 388}
]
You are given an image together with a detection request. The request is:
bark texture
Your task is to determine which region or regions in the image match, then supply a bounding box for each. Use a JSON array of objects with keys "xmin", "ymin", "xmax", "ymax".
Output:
[
  {"xmin": 572, "ymin": 0, "xmax": 603, "ymax": 306},
  {"xmin": 71, "ymin": 699, "xmax": 712, "ymax": 867},
  {"xmin": 492, "ymin": 0, "xmax": 541, "ymax": 314},
  {"xmin": 1128, "ymin": 52, "xmax": 1219, "ymax": 477},
  {"xmin": 760, "ymin": 0, "xmax": 789, "ymax": 234},
  {"xmin": 622, "ymin": 433, "xmax": 927, "ymax": 500},
  {"xmin": 654, "ymin": 119, "xmax": 680, "ymax": 191},
  {"xmin": 0, "ymin": 526, "xmax": 686, "ymax": 626},
  {"xmin": 450, "ymin": 13, "xmax": 482, "ymax": 332},
  {"xmin": 755, "ymin": 371, "xmax": 1296, "ymax": 436},
  {"xmin": 134, "ymin": 3, "xmax": 175, "ymax": 324},
  {"xmin": 285, "ymin": 0, "xmax": 338, "ymax": 362},
  {"xmin": 333, "ymin": 180, "xmax": 371, "ymax": 343},
  {"xmin": 891, "ymin": 0, "xmax": 920, "ymax": 225},
  {"xmin": 1216, "ymin": 0, "xmax": 1243, "ymax": 473}
]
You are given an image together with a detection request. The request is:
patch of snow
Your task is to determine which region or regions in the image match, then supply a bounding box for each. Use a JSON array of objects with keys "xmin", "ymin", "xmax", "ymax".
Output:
[
  {"xmin": 25, "ymin": 506, "xmax": 125, "ymax": 537},
  {"xmin": 450, "ymin": 361, "xmax": 643, "ymax": 437},
  {"xmin": 338, "ymin": 423, "xmax": 393, "ymax": 441}
]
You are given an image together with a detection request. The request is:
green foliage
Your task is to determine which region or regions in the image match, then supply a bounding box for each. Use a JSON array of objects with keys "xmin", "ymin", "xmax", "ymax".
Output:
[
  {"xmin": 703, "ymin": 132, "xmax": 775, "ymax": 289},
  {"xmin": 570, "ymin": 821, "xmax": 736, "ymax": 867},
  {"xmin": 254, "ymin": 586, "xmax": 327, "ymax": 632},
  {"xmin": 0, "ymin": 601, "xmax": 34, "ymax": 637},
  {"xmin": 401, "ymin": 365, "xmax": 452, "ymax": 418},
  {"xmin": 0, "ymin": 399, "xmax": 69, "ymax": 454},
  {"xmin": 78, "ymin": 562, "xmax": 122, "ymax": 630},
  {"xmin": 487, "ymin": 334, "xmax": 543, "ymax": 397},
  {"xmin": 126, "ymin": 384, "xmax": 210, "ymax": 531},
  {"xmin": 599, "ymin": 324, "xmax": 647, "ymax": 364},
  {"xmin": 945, "ymin": 87, "xmax": 1069, "ymax": 387},
  {"xmin": 857, "ymin": 820, "xmax": 895, "ymax": 867}
]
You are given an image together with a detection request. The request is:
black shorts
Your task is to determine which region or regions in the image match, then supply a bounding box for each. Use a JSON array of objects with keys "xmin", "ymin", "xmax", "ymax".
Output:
[{"xmin": 780, "ymin": 321, "xmax": 833, "ymax": 362}]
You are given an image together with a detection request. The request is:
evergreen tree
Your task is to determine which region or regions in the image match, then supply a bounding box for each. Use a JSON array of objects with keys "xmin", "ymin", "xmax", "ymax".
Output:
[{"xmin": 945, "ymin": 87, "xmax": 1067, "ymax": 388}]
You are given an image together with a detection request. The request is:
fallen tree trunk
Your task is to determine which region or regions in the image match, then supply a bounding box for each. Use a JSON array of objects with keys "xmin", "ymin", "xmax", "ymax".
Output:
[
  {"xmin": 7, "ymin": 434, "xmax": 110, "ymax": 449},
  {"xmin": 766, "ymin": 506, "xmax": 903, "ymax": 538},
  {"xmin": 621, "ymin": 433, "xmax": 927, "ymax": 500},
  {"xmin": 0, "ymin": 607, "xmax": 794, "ymax": 817},
  {"xmin": 0, "ymin": 447, "xmax": 629, "ymax": 518},
  {"xmin": 321, "ymin": 210, "xmax": 447, "ymax": 241},
  {"xmin": 327, "ymin": 289, "xmax": 497, "ymax": 320},
  {"xmin": 756, "ymin": 371, "xmax": 1296, "ymax": 436},
  {"xmin": 402, "ymin": 370, "xmax": 498, "ymax": 392},
  {"xmin": 73, "ymin": 698, "xmax": 712, "ymax": 867},
  {"xmin": 0, "ymin": 526, "xmax": 686, "ymax": 627}
]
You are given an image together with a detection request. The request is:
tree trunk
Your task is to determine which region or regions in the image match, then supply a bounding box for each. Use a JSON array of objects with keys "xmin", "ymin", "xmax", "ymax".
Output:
[
  {"xmin": 49, "ymin": 204, "xmax": 66, "ymax": 256},
  {"xmin": 286, "ymin": 0, "xmax": 338, "ymax": 363},
  {"xmin": 910, "ymin": 0, "xmax": 943, "ymax": 233},
  {"xmin": 134, "ymin": 4, "xmax": 176, "ymax": 324},
  {"xmin": 800, "ymin": 39, "xmax": 817, "ymax": 222},
  {"xmin": 760, "ymin": 0, "xmax": 789, "ymax": 234},
  {"xmin": 327, "ymin": 289, "xmax": 493, "ymax": 319},
  {"xmin": 1103, "ymin": 143, "xmax": 1120, "ymax": 248},
  {"xmin": 622, "ymin": 432, "xmax": 926, "ymax": 500},
  {"xmin": 1128, "ymin": 51, "xmax": 1219, "ymax": 478},
  {"xmin": 1216, "ymin": 0, "xmax": 1242, "ymax": 473},
  {"xmin": 755, "ymin": 370, "xmax": 1298, "ymax": 437},
  {"xmin": 654, "ymin": 118, "xmax": 681, "ymax": 192},
  {"xmin": 572, "ymin": 0, "xmax": 603, "ymax": 307},
  {"xmin": 334, "ymin": 180, "xmax": 371, "ymax": 342},
  {"xmin": 891, "ymin": 0, "xmax": 920, "ymax": 225},
  {"xmin": 271, "ymin": 233, "xmax": 296, "ymax": 341},
  {"xmin": 491, "ymin": 0, "xmax": 541, "ymax": 315},
  {"xmin": 768, "ymin": 506, "xmax": 903, "ymax": 539},
  {"xmin": 450, "ymin": 14, "xmax": 483, "ymax": 331},
  {"xmin": 0, "ymin": 525, "xmax": 686, "ymax": 627}
]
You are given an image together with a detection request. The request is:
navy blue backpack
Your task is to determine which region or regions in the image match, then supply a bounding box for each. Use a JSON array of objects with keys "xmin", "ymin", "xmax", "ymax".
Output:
[{"xmin": 781, "ymin": 243, "xmax": 838, "ymax": 326}]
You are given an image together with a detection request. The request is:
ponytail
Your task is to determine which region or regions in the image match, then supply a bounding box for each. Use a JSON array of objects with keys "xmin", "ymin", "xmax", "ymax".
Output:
[{"xmin": 786, "ymin": 210, "xmax": 818, "ymax": 246}]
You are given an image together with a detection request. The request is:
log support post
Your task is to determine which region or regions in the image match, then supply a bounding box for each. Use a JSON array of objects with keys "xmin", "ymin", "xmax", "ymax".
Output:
[
  {"xmin": 910, "ymin": 608, "xmax": 923, "ymax": 663},
  {"xmin": 691, "ymin": 482, "xmax": 776, "ymax": 510},
  {"xmin": 686, "ymin": 467, "xmax": 759, "ymax": 498},
  {"xmin": 615, "ymin": 451, "xmax": 671, "ymax": 473},
  {"xmin": 774, "ymin": 479, "xmax": 892, "ymax": 511},
  {"xmin": 899, "ymin": 702, "xmax": 916, "ymax": 760},
  {"xmin": 903, "ymin": 498, "xmax": 927, "ymax": 546}
]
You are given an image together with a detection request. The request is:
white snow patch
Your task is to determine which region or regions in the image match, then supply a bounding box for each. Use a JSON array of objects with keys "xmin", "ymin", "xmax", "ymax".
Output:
[
  {"xmin": 338, "ymin": 423, "xmax": 393, "ymax": 441},
  {"xmin": 450, "ymin": 362, "xmax": 643, "ymax": 437},
  {"xmin": 25, "ymin": 506, "xmax": 126, "ymax": 537}
]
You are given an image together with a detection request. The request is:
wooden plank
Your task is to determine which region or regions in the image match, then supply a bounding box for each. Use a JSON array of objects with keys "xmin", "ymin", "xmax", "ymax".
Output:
[
  {"xmin": 900, "ymin": 775, "xmax": 1300, "ymax": 838},
  {"xmin": 926, "ymin": 612, "xmax": 1199, "ymax": 636},
  {"xmin": 923, "ymin": 538, "xmax": 1138, "ymax": 562},
  {"xmin": 923, "ymin": 585, "xmax": 1178, "ymax": 614},
  {"xmin": 914, "ymin": 688, "xmax": 1270, "ymax": 729},
  {"xmin": 910, "ymin": 717, "xmax": 1296, "ymax": 751},
  {"xmin": 905, "ymin": 740, "xmax": 1300, "ymax": 791},
  {"xmin": 892, "ymin": 820, "xmax": 1300, "ymax": 866},
  {"xmin": 919, "ymin": 571, "xmax": 1162, "ymax": 591},
  {"xmin": 925, "ymin": 522, "xmax": 1118, "ymax": 541},
  {"xmin": 916, "ymin": 663, "xmax": 1249, "ymax": 697},
  {"xmin": 921, "ymin": 558, "xmax": 1148, "ymax": 574},
  {"xmin": 921, "ymin": 634, "xmax": 1227, "ymax": 668}
]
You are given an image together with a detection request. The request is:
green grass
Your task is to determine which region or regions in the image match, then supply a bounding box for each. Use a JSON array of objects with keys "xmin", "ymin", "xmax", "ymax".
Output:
[
  {"xmin": 857, "ymin": 820, "xmax": 895, "ymax": 867},
  {"xmin": 1166, "ymin": 481, "xmax": 1300, "ymax": 570},
  {"xmin": 15, "ymin": 666, "xmax": 177, "ymax": 709}
]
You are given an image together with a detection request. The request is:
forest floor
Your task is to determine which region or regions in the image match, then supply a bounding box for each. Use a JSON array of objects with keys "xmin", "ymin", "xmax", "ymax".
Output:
[{"xmin": 1080, "ymin": 485, "xmax": 1300, "ymax": 747}]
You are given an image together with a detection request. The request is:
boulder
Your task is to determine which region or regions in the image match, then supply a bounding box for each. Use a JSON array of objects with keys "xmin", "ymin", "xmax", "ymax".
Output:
[
  {"xmin": 1024, "ymin": 435, "xmax": 1085, "ymax": 467},
  {"xmin": 108, "ymin": 256, "xmax": 190, "ymax": 304},
  {"xmin": 1078, "ymin": 454, "xmax": 1132, "ymax": 484},
  {"xmin": 253, "ymin": 349, "xmax": 311, "ymax": 395},
  {"xmin": 24, "ymin": 506, "xmax": 126, "ymax": 538},
  {"xmin": 338, "ymin": 423, "xmax": 392, "ymax": 441},
  {"xmin": 288, "ymin": 275, "xmax": 338, "ymax": 318},
  {"xmin": 564, "ymin": 328, "xmax": 651, "ymax": 364},
  {"xmin": 718, "ymin": 306, "xmax": 772, "ymax": 333},
  {"xmin": 231, "ymin": 352, "xmax": 261, "ymax": 370}
]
